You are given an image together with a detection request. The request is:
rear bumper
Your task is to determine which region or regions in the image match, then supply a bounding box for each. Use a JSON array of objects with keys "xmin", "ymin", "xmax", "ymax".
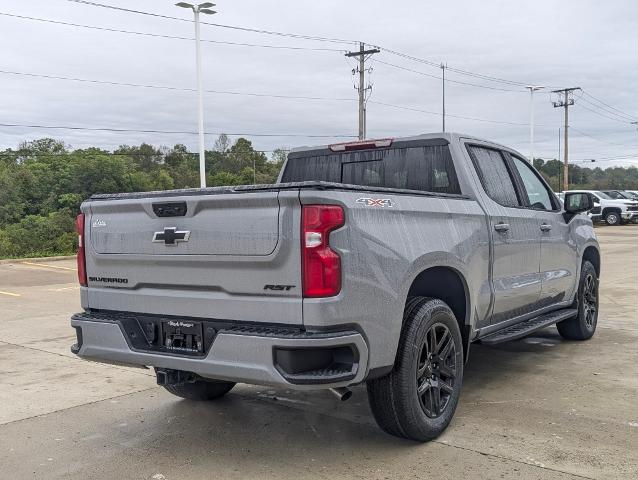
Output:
[{"xmin": 71, "ymin": 312, "xmax": 369, "ymax": 390}]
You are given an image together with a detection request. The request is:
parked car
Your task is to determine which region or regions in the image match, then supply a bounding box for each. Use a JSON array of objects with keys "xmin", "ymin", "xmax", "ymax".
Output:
[
  {"xmin": 70, "ymin": 133, "xmax": 600, "ymax": 442},
  {"xmin": 566, "ymin": 190, "xmax": 638, "ymax": 225},
  {"xmin": 557, "ymin": 192, "xmax": 602, "ymax": 223}
]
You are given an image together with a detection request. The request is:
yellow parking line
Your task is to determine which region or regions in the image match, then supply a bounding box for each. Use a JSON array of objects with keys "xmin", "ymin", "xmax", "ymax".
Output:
[
  {"xmin": 0, "ymin": 290, "xmax": 20, "ymax": 297},
  {"xmin": 21, "ymin": 261, "xmax": 76, "ymax": 271}
]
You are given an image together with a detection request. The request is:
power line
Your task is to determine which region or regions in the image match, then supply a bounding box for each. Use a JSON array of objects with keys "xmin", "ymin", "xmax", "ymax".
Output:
[
  {"xmin": 0, "ymin": 122, "xmax": 357, "ymax": 138},
  {"xmin": 368, "ymin": 101, "xmax": 539, "ymax": 126},
  {"xmin": 0, "ymin": 69, "xmax": 355, "ymax": 102},
  {"xmin": 9, "ymin": 5, "xmax": 561, "ymax": 92},
  {"xmin": 377, "ymin": 47, "xmax": 537, "ymax": 87},
  {"xmin": 576, "ymin": 102, "xmax": 633, "ymax": 124},
  {"xmin": 65, "ymin": 0, "xmax": 355, "ymax": 44},
  {"xmin": 581, "ymin": 90, "xmax": 638, "ymax": 122},
  {"xmin": 578, "ymin": 97, "xmax": 633, "ymax": 122},
  {"xmin": 374, "ymin": 59, "xmax": 525, "ymax": 93},
  {"xmin": 63, "ymin": 1, "xmax": 559, "ymax": 89},
  {"xmin": 0, "ymin": 69, "xmax": 539, "ymax": 127},
  {"xmin": 0, "ymin": 12, "xmax": 346, "ymax": 52},
  {"xmin": 570, "ymin": 128, "xmax": 638, "ymax": 148}
]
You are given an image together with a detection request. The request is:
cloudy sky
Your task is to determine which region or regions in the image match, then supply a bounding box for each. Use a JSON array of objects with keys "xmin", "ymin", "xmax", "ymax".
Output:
[{"xmin": 1, "ymin": 0, "xmax": 637, "ymax": 167}]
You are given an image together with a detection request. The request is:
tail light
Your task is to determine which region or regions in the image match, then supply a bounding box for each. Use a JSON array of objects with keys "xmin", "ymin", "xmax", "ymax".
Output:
[
  {"xmin": 301, "ymin": 205, "xmax": 344, "ymax": 297},
  {"xmin": 76, "ymin": 213, "xmax": 87, "ymax": 286}
]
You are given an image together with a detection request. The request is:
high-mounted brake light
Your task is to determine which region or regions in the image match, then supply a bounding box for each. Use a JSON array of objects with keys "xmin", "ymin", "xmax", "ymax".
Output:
[
  {"xmin": 76, "ymin": 213, "xmax": 87, "ymax": 287},
  {"xmin": 301, "ymin": 205, "xmax": 344, "ymax": 297},
  {"xmin": 329, "ymin": 138, "xmax": 394, "ymax": 152}
]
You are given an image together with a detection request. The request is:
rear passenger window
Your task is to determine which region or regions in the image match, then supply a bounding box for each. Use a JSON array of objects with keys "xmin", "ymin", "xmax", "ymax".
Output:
[
  {"xmin": 341, "ymin": 146, "xmax": 461, "ymax": 194},
  {"xmin": 468, "ymin": 146, "xmax": 520, "ymax": 207},
  {"xmin": 281, "ymin": 145, "xmax": 461, "ymax": 195}
]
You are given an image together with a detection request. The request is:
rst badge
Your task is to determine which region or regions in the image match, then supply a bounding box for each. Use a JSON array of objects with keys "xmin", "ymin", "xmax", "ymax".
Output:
[{"xmin": 356, "ymin": 197, "xmax": 393, "ymax": 208}]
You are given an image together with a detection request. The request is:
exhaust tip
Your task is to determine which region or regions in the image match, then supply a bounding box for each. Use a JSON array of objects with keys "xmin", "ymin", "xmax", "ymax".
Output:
[{"xmin": 330, "ymin": 387, "xmax": 352, "ymax": 402}]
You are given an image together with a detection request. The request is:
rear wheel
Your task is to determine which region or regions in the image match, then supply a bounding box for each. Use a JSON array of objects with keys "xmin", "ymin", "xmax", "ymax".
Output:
[
  {"xmin": 367, "ymin": 297, "xmax": 464, "ymax": 442},
  {"xmin": 557, "ymin": 260, "xmax": 598, "ymax": 340},
  {"xmin": 162, "ymin": 379, "xmax": 235, "ymax": 401}
]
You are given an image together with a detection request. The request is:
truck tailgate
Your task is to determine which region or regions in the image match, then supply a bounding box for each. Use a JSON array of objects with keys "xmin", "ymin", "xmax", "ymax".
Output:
[{"xmin": 83, "ymin": 189, "xmax": 303, "ymax": 325}]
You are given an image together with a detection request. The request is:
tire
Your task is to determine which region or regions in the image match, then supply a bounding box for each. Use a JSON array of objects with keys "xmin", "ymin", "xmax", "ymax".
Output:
[
  {"xmin": 557, "ymin": 260, "xmax": 599, "ymax": 341},
  {"xmin": 604, "ymin": 211, "xmax": 620, "ymax": 226},
  {"xmin": 367, "ymin": 297, "xmax": 464, "ymax": 442},
  {"xmin": 163, "ymin": 379, "xmax": 235, "ymax": 401}
]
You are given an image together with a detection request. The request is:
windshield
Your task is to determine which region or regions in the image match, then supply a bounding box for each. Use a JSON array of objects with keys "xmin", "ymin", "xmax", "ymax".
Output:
[
  {"xmin": 605, "ymin": 191, "xmax": 627, "ymax": 199},
  {"xmin": 595, "ymin": 191, "xmax": 612, "ymax": 199}
]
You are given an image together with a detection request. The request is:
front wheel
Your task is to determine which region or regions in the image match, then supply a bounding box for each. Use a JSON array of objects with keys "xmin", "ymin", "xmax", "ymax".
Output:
[
  {"xmin": 604, "ymin": 211, "xmax": 620, "ymax": 226},
  {"xmin": 557, "ymin": 260, "xmax": 599, "ymax": 340},
  {"xmin": 367, "ymin": 297, "xmax": 464, "ymax": 442}
]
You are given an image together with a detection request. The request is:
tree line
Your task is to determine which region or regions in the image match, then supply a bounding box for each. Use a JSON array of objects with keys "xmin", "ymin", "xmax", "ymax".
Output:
[
  {"xmin": 0, "ymin": 135, "xmax": 286, "ymax": 258},
  {"xmin": 1, "ymin": 136, "xmax": 637, "ymax": 259}
]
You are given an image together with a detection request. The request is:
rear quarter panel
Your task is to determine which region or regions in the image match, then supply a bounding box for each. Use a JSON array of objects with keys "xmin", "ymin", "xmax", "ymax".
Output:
[{"xmin": 299, "ymin": 189, "xmax": 490, "ymax": 370}]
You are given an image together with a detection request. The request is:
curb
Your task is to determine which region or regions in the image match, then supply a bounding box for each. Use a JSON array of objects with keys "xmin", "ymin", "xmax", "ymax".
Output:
[{"xmin": 0, "ymin": 255, "xmax": 76, "ymax": 265}]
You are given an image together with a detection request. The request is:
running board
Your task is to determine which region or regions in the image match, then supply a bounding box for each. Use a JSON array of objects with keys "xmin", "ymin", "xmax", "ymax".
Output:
[{"xmin": 479, "ymin": 308, "xmax": 578, "ymax": 345}]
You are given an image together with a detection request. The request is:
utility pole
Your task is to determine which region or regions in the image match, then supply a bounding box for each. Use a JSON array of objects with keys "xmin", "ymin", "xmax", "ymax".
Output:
[
  {"xmin": 525, "ymin": 86, "xmax": 544, "ymax": 163},
  {"xmin": 441, "ymin": 63, "xmax": 447, "ymax": 132},
  {"xmin": 345, "ymin": 43, "xmax": 379, "ymax": 140},
  {"xmin": 552, "ymin": 87, "xmax": 580, "ymax": 192}
]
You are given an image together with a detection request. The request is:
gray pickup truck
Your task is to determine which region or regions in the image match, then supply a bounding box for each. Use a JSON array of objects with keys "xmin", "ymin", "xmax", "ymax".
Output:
[{"xmin": 71, "ymin": 133, "xmax": 600, "ymax": 441}]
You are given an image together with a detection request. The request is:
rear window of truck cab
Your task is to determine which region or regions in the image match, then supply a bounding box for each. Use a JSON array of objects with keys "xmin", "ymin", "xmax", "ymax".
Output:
[{"xmin": 281, "ymin": 143, "xmax": 461, "ymax": 195}]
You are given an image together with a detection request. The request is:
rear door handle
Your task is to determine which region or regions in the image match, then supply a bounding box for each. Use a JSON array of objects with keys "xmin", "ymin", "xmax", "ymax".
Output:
[
  {"xmin": 540, "ymin": 223, "xmax": 552, "ymax": 232},
  {"xmin": 494, "ymin": 223, "xmax": 510, "ymax": 233}
]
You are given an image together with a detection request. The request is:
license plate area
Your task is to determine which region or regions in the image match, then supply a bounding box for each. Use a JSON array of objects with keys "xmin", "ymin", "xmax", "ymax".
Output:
[{"xmin": 160, "ymin": 320, "xmax": 204, "ymax": 354}]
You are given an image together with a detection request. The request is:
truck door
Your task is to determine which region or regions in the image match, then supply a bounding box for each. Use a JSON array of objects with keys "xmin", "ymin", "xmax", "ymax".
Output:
[
  {"xmin": 466, "ymin": 145, "xmax": 542, "ymax": 324},
  {"xmin": 508, "ymin": 154, "xmax": 578, "ymax": 304}
]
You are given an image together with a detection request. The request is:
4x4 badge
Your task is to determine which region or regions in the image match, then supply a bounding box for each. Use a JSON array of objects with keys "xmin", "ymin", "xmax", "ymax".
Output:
[{"xmin": 356, "ymin": 197, "xmax": 393, "ymax": 207}]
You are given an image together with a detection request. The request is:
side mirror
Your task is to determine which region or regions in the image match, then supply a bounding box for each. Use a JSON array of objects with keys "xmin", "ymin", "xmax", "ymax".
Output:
[{"xmin": 564, "ymin": 192, "xmax": 594, "ymax": 214}]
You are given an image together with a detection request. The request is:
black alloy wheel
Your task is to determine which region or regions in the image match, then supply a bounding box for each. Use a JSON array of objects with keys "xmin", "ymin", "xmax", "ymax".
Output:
[
  {"xmin": 582, "ymin": 272, "xmax": 597, "ymax": 329},
  {"xmin": 416, "ymin": 323, "xmax": 457, "ymax": 419}
]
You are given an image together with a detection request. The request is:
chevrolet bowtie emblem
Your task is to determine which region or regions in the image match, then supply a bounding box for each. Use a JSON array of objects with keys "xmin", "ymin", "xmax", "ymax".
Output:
[{"xmin": 152, "ymin": 227, "xmax": 190, "ymax": 245}]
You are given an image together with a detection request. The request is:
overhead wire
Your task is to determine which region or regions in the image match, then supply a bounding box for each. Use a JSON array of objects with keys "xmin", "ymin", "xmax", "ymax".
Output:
[
  {"xmin": 374, "ymin": 59, "xmax": 525, "ymax": 93},
  {"xmin": 368, "ymin": 101, "xmax": 538, "ymax": 126},
  {"xmin": 581, "ymin": 90, "xmax": 638, "ymax": 122},
  {"xmin": 1, "ymin": 1, "xmax": 634, "ymax": 164},
  {"xmin": 0, "ymin": 12, "xmax": 346, "ymax": 52},
  {"xmin": 64, "ymin": 0, "xmax": 355, "ymax": 44},
  {"xmin": 570, "ymin": 128, "xmax": 638, "ymax": 148},
  {"xmin": 0, "ymin": 122, "xmax": 357, "ymax": 138},
  {"xmin": 0, "ymin": 70, "xmax": 355, "ymax": 102},
  {"xmin": 1, "ymin": 69, "xmax": 541, "ymax": 126}
]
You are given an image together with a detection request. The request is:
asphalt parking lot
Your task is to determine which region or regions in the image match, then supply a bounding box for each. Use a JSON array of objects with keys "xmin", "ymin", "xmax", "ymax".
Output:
[{"xmin": 1, "ymin": 227, "xmax": 637, "ymax": 479}]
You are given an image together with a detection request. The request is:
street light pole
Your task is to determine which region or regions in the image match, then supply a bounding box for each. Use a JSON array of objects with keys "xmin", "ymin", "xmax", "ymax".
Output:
[
  {"xmin": 557, "ymin": 126, "xmax": 564, "ymax": 191},
  {"xmin": 525, "ymin": 85, "xmax": 544, "ymax": 163},
  {"xmin": 176, "ymin": 2, "xmax": 217, "ymax": 188}
]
